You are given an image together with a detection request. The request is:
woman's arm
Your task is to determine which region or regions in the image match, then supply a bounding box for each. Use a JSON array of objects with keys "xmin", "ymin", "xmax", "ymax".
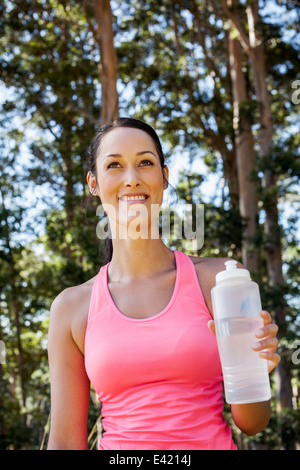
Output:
[
  {"xmin": 47, "ymin": 290, "xmax": 91, "ymax": 450},
  {"xmin": 230, "ymin": 400, "xmax": 271, "ymax": 436}
]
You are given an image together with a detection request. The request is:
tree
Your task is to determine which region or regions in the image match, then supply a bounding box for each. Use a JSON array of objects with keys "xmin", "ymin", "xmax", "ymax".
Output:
[
  {"xmin": 114, "ymin": 0, "xmax": 299, "ymax": 448},
  {"xmin": 0, "ymin": 0, "xmax": 298, "ymax": 450},
  {"xmin": 228, "ymin": 19, "xmax": 259, "ymax": 272},
  {"xmin": 91, "ymin": 0, "xmax": 119, "ymax": 124},
  {"xmin": 220, "ymin": 0, "xmax": 295, "ymax": 446},
  {"xmin": 0, "ymin": 133, "xmax": 50, "ymax": 448}
]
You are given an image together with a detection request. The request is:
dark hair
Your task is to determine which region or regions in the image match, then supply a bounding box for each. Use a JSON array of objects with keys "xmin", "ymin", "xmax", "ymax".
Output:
[{"xmin": 86, "ymin": 117, "xmax": 168, "ymax": 263}]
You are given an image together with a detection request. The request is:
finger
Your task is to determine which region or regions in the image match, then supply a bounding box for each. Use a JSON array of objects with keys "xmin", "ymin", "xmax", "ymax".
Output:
[
  {"xmin": 255, "ymin": 323, "xmax": 279, "ymax": 339},
  {"xmin": 252, "ymin": 337, "xmax": 279, "ymax": 352},
  {"xmin": 259, "ymin": 352, "xmax": 281, "ymax": 373},
  {"xmin": 260, "ymin": 310, "xmax": 272, "ymax": 325},
  {"xmin": 207, "ymin": 320, "xmax": 216, "ymax": 336},
  {"xmin": 259, "ymin": 351, "xmax": 281, "ymax": 363}
]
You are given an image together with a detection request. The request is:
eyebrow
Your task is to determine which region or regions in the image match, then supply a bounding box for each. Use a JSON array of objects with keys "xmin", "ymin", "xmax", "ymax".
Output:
[{"xmin": 104, "ymin": 150, "xmax": 157, "ymax": 159}]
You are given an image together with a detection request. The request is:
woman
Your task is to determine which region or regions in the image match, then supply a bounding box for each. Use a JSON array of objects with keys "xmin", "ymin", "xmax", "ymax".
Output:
[{"xmin": 47, "ymin": 118, "xmax": 280, "ymax": 450}]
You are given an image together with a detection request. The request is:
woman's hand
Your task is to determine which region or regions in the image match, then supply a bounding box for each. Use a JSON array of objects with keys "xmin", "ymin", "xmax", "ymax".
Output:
[
  {"xmin": 252, "ymin": 310, "xmax": 281, "ymax": 373},
  {"xmin": 208, "ymin": 310, "xmax": 281, "ymax": 374}
]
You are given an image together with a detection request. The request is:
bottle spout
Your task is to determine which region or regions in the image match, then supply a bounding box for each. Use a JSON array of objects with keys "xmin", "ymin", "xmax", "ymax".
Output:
[
  {"xmin": 215, "ymin": 260, "xmax": 250, "ymax": 283},
  {"xmin": 225, "ymin": 260, "xmax": 238, "ymax": 270}
]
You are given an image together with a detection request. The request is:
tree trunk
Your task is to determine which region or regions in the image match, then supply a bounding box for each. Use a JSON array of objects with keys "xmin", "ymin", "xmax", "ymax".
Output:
[
  {"xmin": 12, "ymin": 298, "xmax": 27, "ymax": 411},
  {"xmin": 93, "ymin": 0, "xmax": 118, "ymax": 124},
  {"xmin": 221, "ymin": 0, "xmax": 294, "ymax": 447},
  {"xmin": 188, "ymin": 2, "xmax": 239, "ymax": 211},
  {"xmin": 245, "ymin": 2, "xmax": 293, "ymax": 419},
  {"xmin": 59, "ymin": 16, "xmax": 76, "ymax": 262},
  {"xmin": 0, "ymin": 324, "xmax": 6, "ymax": 448},
  {"xmin": 228, "ymin": 31, "xmax": 259, "ymax": 272}
]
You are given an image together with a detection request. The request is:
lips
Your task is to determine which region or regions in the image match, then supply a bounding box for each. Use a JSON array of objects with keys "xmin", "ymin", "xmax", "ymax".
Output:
[{"xmin": 119, "ymin": 193, "xmax": 149, "ymax": 202}]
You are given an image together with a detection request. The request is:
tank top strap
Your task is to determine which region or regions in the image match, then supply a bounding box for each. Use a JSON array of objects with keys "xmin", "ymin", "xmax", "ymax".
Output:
[
  {"xmin": 175, "ymin": 250, "xmax": 210, "ymax": 314},
  {"xmin": 87, "ymin": 262, "xmax": 109, "ymax": 323}
]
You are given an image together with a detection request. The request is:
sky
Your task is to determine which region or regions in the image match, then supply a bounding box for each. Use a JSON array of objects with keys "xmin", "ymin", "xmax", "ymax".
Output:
[{"xmin": 0, "ymin": 0, "xmax": 299, "ymax": 252}]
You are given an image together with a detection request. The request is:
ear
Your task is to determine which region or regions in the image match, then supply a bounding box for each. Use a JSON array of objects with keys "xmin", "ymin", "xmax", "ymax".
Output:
[
  {"xmin": 163, "ymin": 165, "xmax": 169, "ymax": 189},
  {"xmin": 87, "ymin": 171, "xmax": 98, "ymax": 196}
]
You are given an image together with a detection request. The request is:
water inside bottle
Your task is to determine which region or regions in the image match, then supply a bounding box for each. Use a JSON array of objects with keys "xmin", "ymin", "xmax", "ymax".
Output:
[{"xmin": 215, "ymin": 317, "xmax": 271, "ymax": 404}]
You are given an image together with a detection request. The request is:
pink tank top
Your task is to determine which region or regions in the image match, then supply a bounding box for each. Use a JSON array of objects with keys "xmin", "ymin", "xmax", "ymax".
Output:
[{"xmin": 84, "ymin": 250, "xmax": 237, "ymax": 450}]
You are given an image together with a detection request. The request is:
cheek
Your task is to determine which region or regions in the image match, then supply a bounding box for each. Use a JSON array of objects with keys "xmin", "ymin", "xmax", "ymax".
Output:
[
  {"xmin": 152, "ymin": 172, "xmax": 165, "ymax": 201},
  {"xmin": 148, "ymin": 169, "xmax": 164, "ymax": 190},
  {"xmin": 97, "ymin": 174, "xmax": 118, "ymax": 201}
]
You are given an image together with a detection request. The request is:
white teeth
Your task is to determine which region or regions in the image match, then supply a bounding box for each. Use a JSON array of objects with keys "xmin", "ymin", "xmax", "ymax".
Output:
[{"xmin": 120, "ymin": 195, "xmax": 148, "ymax": 201}]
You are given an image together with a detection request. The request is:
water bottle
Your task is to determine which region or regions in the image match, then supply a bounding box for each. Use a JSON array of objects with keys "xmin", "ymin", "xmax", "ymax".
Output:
[{"xmin": 211, "ymin": 260, "xmax": 271, "ymax": 404}]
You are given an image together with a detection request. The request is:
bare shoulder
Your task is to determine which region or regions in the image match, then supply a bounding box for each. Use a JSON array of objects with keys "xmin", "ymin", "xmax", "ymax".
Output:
[
  {"xmin": 51, "ymin": 276, "xmax": 95, "ymax": 310},
  {"xmin": 50, "ymin": 276, "xmax": 96, "ymax": 321},
  {"xmin": 187, "ymin": 255, "xmax": 243, "ymax": 315},
  {"xmin": 49, "ymin": 275, "xmax": 97, "ymax": 354},
  {"xmin": 188, "ymin": 255, "xmax": 243, "ymax": 277},
  {"xmin": 188, "ymin": 255, "xmax": 231, "ymax": 288}
]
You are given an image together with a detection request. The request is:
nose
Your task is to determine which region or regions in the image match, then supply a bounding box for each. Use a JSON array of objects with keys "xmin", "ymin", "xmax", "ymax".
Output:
[{"xmin": 124, "ymin": 167, "xmax": 141, "ymax": 188}]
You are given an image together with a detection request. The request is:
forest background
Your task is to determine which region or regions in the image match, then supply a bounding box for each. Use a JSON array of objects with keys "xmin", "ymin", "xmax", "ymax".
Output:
[{"xmin": 0, "ymin": 0, "xmax": 299, "ymax": 450}]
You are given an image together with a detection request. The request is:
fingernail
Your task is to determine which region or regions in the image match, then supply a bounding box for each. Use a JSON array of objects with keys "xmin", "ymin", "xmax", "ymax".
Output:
[
  {"xmin": 252, "ymin": 342, "xmax": 261, "ymax": 350},
  {"xmin": 256, "ymin": 329, "xmax": 264, "ymax": 338}
]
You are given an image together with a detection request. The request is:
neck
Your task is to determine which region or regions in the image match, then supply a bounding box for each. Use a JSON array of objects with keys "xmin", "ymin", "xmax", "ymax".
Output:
[{"xmin": 108, "ymin": 237, "xmax": 175, "ymax": 281}]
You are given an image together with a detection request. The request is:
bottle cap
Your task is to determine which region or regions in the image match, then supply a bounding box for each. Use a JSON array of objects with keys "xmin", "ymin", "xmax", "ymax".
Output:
[{"xmin": 216, "ymin": 260, "xmax": 251, "ymax": 283}]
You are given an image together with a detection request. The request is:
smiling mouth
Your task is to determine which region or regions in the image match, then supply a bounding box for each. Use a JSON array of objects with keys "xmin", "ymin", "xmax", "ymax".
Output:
[{"xmin": 119, "ymin": 195, "xmax": 149, "ymax": 202}]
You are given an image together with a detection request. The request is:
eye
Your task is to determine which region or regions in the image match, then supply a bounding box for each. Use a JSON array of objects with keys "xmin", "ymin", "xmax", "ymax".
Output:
[
  {"xmin": 140, "ymin": 160, "xmax": 154, "ymax": 166},
  {"xmin": 107, "ymin": 161, "xmax": 121, "ymax": 169}
]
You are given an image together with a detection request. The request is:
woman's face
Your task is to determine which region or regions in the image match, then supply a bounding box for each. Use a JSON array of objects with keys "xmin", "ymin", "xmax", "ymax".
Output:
[{"xmin": 88, "ymin": 127, "xmax": 168, "ymax": 237}]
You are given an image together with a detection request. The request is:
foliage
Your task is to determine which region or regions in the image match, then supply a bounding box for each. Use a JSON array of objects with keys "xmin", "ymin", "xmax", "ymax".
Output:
[{"xmin": 0, "ymin": 0, "xmax": 299, "ymax": 450}]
